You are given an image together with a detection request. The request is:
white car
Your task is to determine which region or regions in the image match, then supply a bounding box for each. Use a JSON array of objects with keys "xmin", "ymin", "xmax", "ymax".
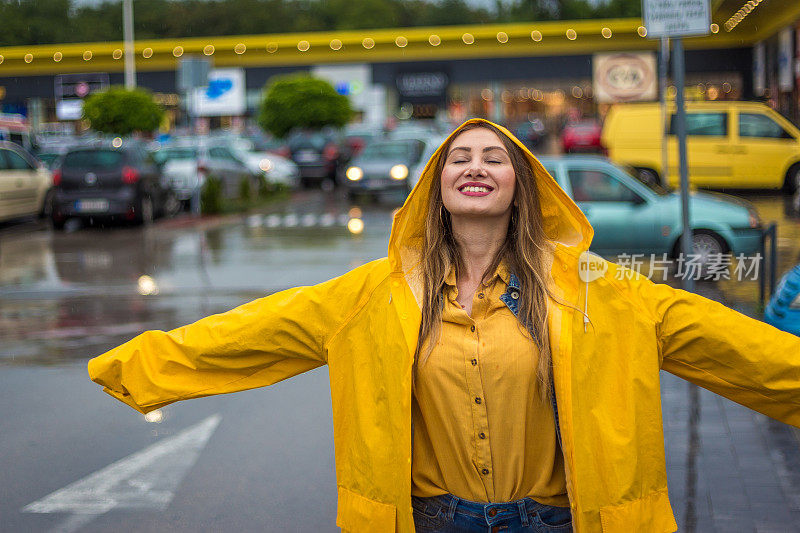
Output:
[
  {"xmin": 153, "ymin": 141, "xmax": 256, "ymax": 202},
  {"xmin": 0, "ymin": 141, "xmax": 53, "ymax": 222},
  {"xmin": 228, "ymin": 145, "xmax": 301, "ymax": 189}
]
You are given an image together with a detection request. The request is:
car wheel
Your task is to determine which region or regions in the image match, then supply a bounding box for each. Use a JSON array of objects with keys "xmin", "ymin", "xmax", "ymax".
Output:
[
  {"xmin": 39, "ymin": 189, "xmax": 55, "ymax": 219},
  {"xmin": 51, "ymin": 217, "xmax": 66, "ymax": 231},
  {"xmin": 636, "ymin": 168, "xmax": 661, "ymax": 187},
  {"xmin": 162, "ymin": 191, "xmax": 181, "ymax": 219},
  {"xmin": 136, "ymin": 196, "xmax": 154, "ymax": 226},
  {"xmin": 784, "ymin": 164, "xmax": 800, "ymax": 195},
  {"xmin": 321, "ymin": 178, "xmax": 335, "ymax": 193},
  {"xmin": 691, "ymin": 230, "xmax": 726, "ymax": 261},
  {"xmin": 673, "ymin": 229, "xmax": 729, "ymax": 276}
]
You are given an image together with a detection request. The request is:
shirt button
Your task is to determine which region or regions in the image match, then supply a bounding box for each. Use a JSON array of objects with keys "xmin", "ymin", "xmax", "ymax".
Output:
[
  {"xmin": 471, "ymin": 358, "xmax": 478, "ymax": 366},
  {"xmin": 488, "ymin": 508, "xmax": 497, "ymax": 517},
  {"xmin": 482, "ymin": 468, "xmax": 489, "ymax": 475},
  {"xmin": 477, "ymin": 293, "xmax": 484, "ymax": 299},
  {"xmin": 562, "ymin": 263, "xmax": 568, "ymax": 272},
  {"xmin": 475, "ymin": 397, "xmax": 482, "ymax": 404},
  {"xmin": 470, "ymin": 325, "xmax": 475, "ymax": 332},
  {"xmin": 479, "ymin": 432, "xmax": 486, "ymax": 439},
  {"xmin": 510, "ymin": 290, "xmax": 519, "ymax": 300}
]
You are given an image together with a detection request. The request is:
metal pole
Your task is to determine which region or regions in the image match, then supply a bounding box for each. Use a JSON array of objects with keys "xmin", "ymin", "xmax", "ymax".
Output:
[
  {"xmin": 123, "ymin": 0, "xmax": 136, "ymax": 89},
  {"xmin": 492, "ymin": 81, "xmax": 503, "ymax": 124},
  {"xmin": 659, "ymin": 37, "xmax": 670, "ymax": 187},
  {"xmin": 672, "ymin": 38, "xmax": 693, "ymax": 292}
]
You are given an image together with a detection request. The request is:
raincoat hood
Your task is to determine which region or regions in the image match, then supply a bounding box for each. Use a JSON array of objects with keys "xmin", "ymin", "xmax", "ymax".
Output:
[{"xmin": 388, "ymin": 118, "xmax": 593, "ymax": 283}]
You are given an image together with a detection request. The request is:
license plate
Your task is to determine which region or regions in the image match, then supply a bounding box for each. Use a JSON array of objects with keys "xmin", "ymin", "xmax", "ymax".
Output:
[
  {"xmin": 296, "ymin": 150, "xmax": 318, "ymax": 163},
  {"xmin": 75, "ymin": 199, "xmax": 109, "ymax": 212}
]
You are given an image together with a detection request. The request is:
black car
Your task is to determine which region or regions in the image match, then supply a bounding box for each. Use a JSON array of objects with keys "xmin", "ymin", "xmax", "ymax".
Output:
[
  {"xmin": 286, "ymin": 130, "xmax": 344, "ymax": 188},
  {"xmin": 51, "ymin": 144, "xmax": 178, "ymax": 229}
]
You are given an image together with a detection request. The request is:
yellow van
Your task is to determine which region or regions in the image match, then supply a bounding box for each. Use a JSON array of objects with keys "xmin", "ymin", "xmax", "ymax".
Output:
[{"xmin": 601, "ymin": 101, "xmax": 800, "ymax": 193}]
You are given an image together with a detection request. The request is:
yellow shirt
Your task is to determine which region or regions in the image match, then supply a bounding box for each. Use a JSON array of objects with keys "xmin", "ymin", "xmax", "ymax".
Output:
[{"xmin": 411, "ymin": 262, "xmax": 569, "ymax": 505}]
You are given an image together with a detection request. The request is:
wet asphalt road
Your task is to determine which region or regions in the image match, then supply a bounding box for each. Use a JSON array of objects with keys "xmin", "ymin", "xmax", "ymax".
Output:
[{"xmin": 0, "ymin": 189, "xmax": 799, "ymax": 532}]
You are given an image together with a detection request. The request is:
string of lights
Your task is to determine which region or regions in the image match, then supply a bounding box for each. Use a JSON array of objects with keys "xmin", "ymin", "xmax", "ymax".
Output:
[{"xmin": 725, "ymin": 0, "xmax": 764, "ymax": 31}]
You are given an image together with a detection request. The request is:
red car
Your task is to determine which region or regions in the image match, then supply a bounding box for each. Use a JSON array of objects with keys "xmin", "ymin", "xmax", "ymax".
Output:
[{"xmin": 561, "ymin": 120, "xmax": 605, "ymax": 154}]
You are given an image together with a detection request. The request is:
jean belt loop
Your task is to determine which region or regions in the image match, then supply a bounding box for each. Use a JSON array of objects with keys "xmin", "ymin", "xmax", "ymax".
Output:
[
  {"xmin": 447, "ymin": 495, "xmax": 459, "ymax": 520},
  {"xmin": 517, "ymin": 500, "xmax": 530, "ymax": 527}
]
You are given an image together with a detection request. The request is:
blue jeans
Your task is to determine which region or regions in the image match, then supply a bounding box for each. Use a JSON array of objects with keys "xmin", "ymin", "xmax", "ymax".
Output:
[{"xmin": 412, "ymin": 493, "xmax": 572, "ymax": 532}]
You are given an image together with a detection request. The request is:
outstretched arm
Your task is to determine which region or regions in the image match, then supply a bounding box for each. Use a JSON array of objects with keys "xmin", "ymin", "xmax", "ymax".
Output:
[
  {"xmin": 88, "ymin": 259, "xmax": 386, "ymax": 414},
  {"xmin": 626, "ymin": 275, "xmax": 800, "ymax": 427}
]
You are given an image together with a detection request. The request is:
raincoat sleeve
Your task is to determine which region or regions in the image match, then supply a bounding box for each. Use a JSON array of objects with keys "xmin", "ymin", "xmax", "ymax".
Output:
[
  {"xmin": 628, "ymin": 274, "xmax": 800, "ymax": 428},
  {"xmin": 88, "ymin": 261, "xmax": 382, "ymax": 414}
]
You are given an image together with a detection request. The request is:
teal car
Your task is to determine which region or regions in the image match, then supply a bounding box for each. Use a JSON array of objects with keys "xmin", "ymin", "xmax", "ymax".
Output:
[{"xmin": 539, "ymin": 156, "xmax": 763, "ymax": 260}]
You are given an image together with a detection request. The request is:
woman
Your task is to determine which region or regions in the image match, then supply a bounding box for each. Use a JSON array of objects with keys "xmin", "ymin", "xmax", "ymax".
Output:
[{"xmin": 89, "ymin": 118, "xmax": 800, "ymax": 533}]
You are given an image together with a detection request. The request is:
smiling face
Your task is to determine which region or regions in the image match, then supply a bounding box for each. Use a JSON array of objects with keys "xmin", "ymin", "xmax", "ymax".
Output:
[{"xmin": 440, "ymin": 127, "xmax": 517, "ymax": 220}]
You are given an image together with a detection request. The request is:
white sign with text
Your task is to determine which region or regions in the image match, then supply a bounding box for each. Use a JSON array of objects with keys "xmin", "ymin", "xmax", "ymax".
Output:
[{"xmin": 643, "ymin": 0, "xmax": 710, "ymax": 38}]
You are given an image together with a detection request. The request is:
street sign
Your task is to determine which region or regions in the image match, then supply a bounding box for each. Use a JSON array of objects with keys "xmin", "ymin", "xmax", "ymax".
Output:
[
  {"xmin": 192, "ymin": 68, "xmax": 246, "ymax": 117},
  {"xmin": 177, "ymin": 56, "xmax": 211, "ymax": 92},
  {"xmin": 642, "ymin": 0, "xmax": 710, "ymax": 38}
]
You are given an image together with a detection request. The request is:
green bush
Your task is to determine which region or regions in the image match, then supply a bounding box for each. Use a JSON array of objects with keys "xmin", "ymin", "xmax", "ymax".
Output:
[
  {"xmin": 201, "ymin": 176, "xmax": 223, "ymax": 215},
  {"xmin": 82, "ymin": 86, "xmax": 164, "ymax": 135},
  {"xmin": 239, "ymin": 175, "xmax": 253, "ymax": 202},
  {"xmin": 258, "ymin": 175, "xmax": 270, "ymax": 198},
  {"xmin": 258, "ymin": 74, "xmax": 353, "ymax": 138},
  {"xmin": 257, "ymin": 175, "xmax": 291, "ymax": 199}
]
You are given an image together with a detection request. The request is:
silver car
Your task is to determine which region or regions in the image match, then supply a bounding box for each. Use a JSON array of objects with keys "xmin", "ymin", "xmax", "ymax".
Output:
[{"xmin": 152, "ymin": 140, "xmax": 257, "ymax": 202}]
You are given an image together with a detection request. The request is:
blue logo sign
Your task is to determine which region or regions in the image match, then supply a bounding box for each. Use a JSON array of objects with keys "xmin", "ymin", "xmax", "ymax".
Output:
[
  {"xmin": 335, "ymin": 82, "xmax": 349, "ymax": 95},
  {"xmin": 206, "ymin": 78, "xmax": 233, "ymax": 99}
]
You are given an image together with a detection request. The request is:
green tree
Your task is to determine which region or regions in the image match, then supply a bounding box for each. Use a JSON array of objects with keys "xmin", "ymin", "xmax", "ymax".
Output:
[
  {"xmin": 0, "ymin": 0, "xmax": 643, "ymax": 46},
  {"xmin": 82, "ymin": 86, "xmax": 164, "ymax": 135},
  {"xmin": 258, "ymin": 74, "xmax": 353, "ymax": 138}
]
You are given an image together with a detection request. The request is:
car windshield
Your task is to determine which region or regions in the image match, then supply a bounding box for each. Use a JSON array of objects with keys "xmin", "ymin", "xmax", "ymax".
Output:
[
  {"xmin": 157, "ymin": 147, "xmax": 199, "ymax": 163},
  {"xmin": 37, "ymin": 153, "xmax": 60, "ymax": 165},
  {"xmin": 359, "ymin": 142, "xmax": 411, "ymax": 160},
  {"xmin": 62, "ymin": 149, "xmax": 124, "ymax": 169},
  {"xmin": 288, "ymin": 133, "xmax": 329, "ymax": 151},
  {"xmin": 570, "ymin": 123, "xmax": 598, "ymax": 132}
]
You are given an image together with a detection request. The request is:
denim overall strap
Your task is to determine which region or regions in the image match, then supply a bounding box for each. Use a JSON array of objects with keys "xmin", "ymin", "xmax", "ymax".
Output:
[{"xmin": 500, "ymin": 272, "xmax": 564, "ymax": 449}]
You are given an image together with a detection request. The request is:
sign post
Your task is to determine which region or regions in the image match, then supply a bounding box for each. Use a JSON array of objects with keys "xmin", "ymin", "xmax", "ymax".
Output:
[
  {"xmin": 659, "ymin": 38, "xmax": 669, "ymax": 196},
  {"xmin": 177, "ymin": 57, "xmax": 210, "ymax": 216},
  {"xmin": 642, "ymin": 0, "xmax": 710, "ymax": 291}
]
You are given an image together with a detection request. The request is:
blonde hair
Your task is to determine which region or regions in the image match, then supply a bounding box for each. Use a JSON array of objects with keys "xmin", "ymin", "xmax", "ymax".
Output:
[{"xmin": 413, "ymin": 122, "xmax": 558, "ymax": 400}]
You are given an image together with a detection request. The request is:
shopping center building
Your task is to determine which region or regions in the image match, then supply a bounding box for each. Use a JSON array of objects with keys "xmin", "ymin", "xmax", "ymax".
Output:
[{"xmin": 0, "ymin": 0, "xmax": 798, "ymax": 132}]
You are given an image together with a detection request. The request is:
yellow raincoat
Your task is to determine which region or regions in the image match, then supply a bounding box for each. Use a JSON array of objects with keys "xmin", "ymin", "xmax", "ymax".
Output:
[{"xmin": 89, "ymin": 118, "xmax": 800, "ymax": 532}]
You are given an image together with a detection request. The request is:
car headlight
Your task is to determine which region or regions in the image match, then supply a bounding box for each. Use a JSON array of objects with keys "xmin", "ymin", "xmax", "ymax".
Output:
[
  {"xmin": 346, "ymin": 166, "xmax": 363, "ymax": 181},
  {"xmin": 390, "ymin": 164, "xmax": 408, "ymax": 180},
  {"xmin": 259, "ymin": 158, "xmax": 273, "ymax": 172}
]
